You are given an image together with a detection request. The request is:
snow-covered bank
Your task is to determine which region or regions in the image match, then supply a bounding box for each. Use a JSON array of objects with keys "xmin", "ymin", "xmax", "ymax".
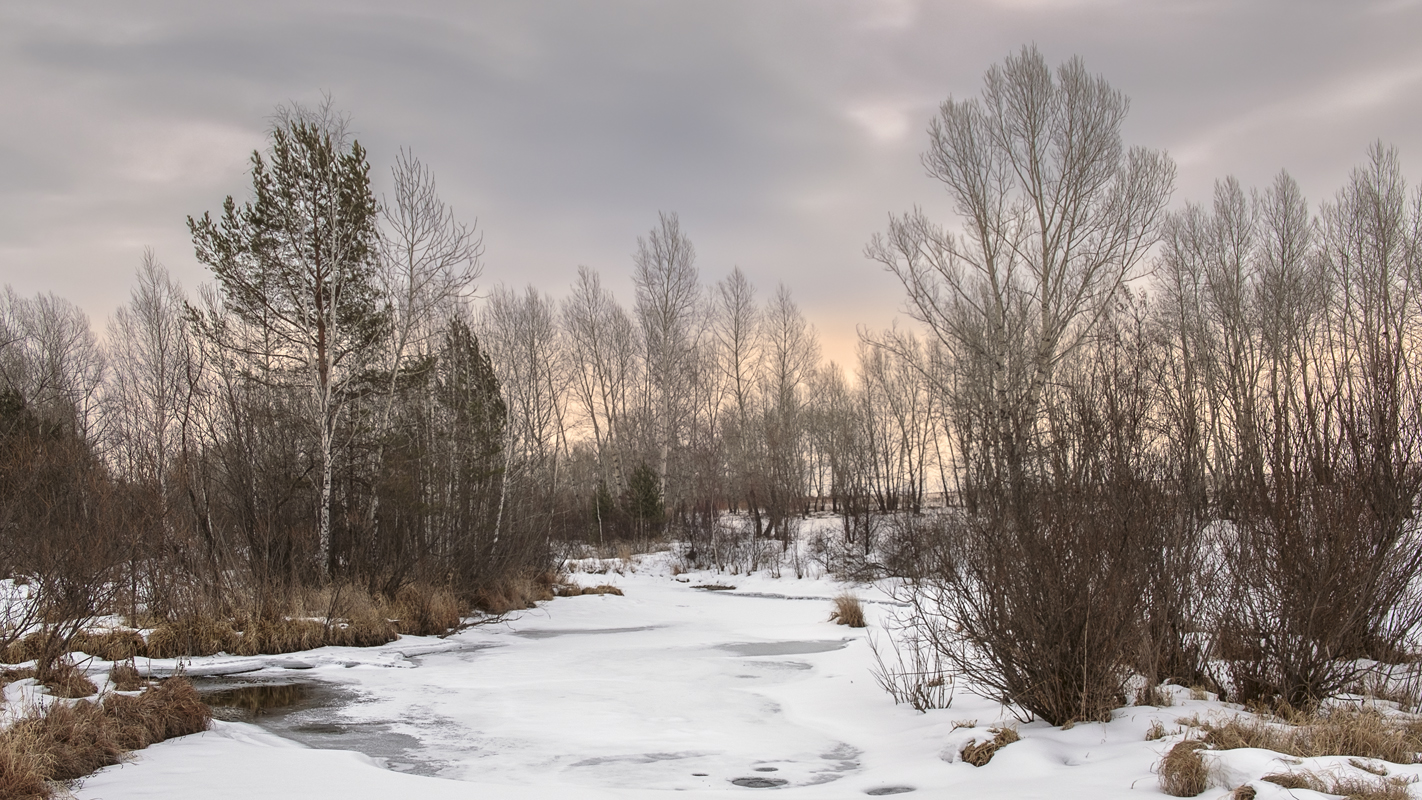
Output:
[{"xmin": 72, "ymin": 559, "xmax": 1422, "ymax": 799}]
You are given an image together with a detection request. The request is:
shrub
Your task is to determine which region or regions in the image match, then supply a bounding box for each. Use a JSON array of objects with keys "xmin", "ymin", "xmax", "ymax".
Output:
[
  {"xmin": 906, "ymin": 475, "xmax": 1180, "ymax": 725},
  {"xmin": 1220, "ymin": 474, "xmax": 1422, "ymax": 708},
  {"xmin": 1158, "ymin": 739, "xmax": 1209, "ymax": 797},
  {"xmin": 829, "ymin": 594, "xmax": 866, "ymax": 628}
]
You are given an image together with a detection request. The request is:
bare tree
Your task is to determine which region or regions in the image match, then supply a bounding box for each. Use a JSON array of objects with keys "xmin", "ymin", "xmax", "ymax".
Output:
[
  {"xmin": 562, "ymin": 266, "xmax": 638, "ymax": 498},
  {"xmin": 866, "ymin": 45, "xmax": 1174, "ymax": 495},
  {"xmin": 105, "ymin": 252, "xmax": 194, "ymax": 490},
  {"xmin": 0, "ymin": 288, "xmax": 107, "ymax": 444},
  {"xmin": 633, "ymin": 212, "xmax": 702, "ymax": 506},
  {"xmin": 481, "ymin": 285, "xmax": 570, "ymax": 542}
]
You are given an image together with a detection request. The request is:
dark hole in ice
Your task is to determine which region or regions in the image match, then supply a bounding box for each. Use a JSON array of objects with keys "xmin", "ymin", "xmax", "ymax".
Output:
[
  {"xmin": 200, "ymin": 682, "xmax": 311, "ymax": 717},
  {"xmin": 292, "ymin": 722, "xmax": 347, "ymax": 735},
  {"xmin": 865, "ymin": 787, "xmax": 916, "ymax": 795},
  {"xmin": 693, "ymin": 773, "xmax": 709, "ymax": 777},
  {"xmin": 719, "ymin": 641, "xmax": 849, "ymax": 657},
  {"xmin": 754, "ymin": 767, "xmax": 780, "ymax": 772},
  {"xmin": 732, "ymin": 777, "xmax": 788, "ymax": 788}
]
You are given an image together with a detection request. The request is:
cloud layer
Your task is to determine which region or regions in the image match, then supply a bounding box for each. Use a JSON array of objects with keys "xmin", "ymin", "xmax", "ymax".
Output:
[{"xmin": 3, "ymin": 0, "xmax": 1419, "ymax": 363}]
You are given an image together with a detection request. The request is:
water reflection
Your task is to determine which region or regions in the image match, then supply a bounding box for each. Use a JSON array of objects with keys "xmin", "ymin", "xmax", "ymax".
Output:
[{"xmin": 202, "ymin": 682, "xmax": 311, "ymax": 718}]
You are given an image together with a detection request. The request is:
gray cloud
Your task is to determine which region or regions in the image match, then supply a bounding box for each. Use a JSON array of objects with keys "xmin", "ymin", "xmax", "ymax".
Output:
[{"xmin": 2, "ymin": 0, "xmax": 1420, "ymax": 364}]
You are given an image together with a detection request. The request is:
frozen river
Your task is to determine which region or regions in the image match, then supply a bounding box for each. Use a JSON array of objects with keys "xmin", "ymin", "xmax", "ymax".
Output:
[{"xmin": 72, "ymin": 559, "xmax": 1356, "ymax": 799}]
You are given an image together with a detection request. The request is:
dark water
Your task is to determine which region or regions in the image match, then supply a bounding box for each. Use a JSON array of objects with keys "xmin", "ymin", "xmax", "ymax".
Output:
[
  {"xmin": 718, "ymin": 640, "xmax": 849, "ymax": 657},
  {"xmin": 196, "ymin": 678, "xmax": 439, "ymax": 776},
  {"xmin": 201, "ymin": 682, "xmax": 312, "ymax": 718}
]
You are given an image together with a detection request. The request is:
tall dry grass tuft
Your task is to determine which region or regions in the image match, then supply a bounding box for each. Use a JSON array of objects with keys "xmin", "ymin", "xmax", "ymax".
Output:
[
  {"xmin": 0, "ymin": 722, "xmax": 48, "ymax": 800},
  {"xmin": 829, "ymin": 594, "xmax": 866, "ymax": 628},
  {"xmin": 1158, "ymin": 739, "xmax": 1210, "ymax": 797}
]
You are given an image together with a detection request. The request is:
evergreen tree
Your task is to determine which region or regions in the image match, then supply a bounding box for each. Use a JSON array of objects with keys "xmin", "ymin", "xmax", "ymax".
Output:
[{"xmin": 189, "ymin": 105, "xmax": 386, "ymax": 579}]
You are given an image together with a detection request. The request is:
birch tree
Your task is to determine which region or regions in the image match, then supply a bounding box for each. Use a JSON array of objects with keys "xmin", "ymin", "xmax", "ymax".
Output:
[{"xmin": 189, "ymin": 102, "xmax": 386, "ymax": 579}]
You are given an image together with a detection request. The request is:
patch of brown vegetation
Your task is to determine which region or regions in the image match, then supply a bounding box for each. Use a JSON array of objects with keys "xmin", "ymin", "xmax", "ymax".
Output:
[
  {"xmin": 1198, "ymin": 707, "xmax": 1422, "ymax": 764},
  {"xmin": 144, "ymin": 616, "xmax": 239, "ymax": 659},
  {"xmin": 961, "ymin": 725, "xmax": 1020, "ymax": 767},
  {"xmin": 1, "ymin": 633, "xmax": 48, "ymax": 664},
  {"xmin": 1146, "ymin": 719, "xmax": 1172, "ymax": 741},
  {"xmin": 71, "ymin": 630, "xmax": 146, "ymax": 661},
  {"xmin": 0, "ymin": 678, "xmax": 211, "ymax": 797},
  {"xmin": 584, "ymin": 584, "xmax": 623, "ymax": 596},
  {"xmin": 1158, "ymin": 739, "xmax": 1209, "ymax": 797},
  {"xmin": 1263, "ymin": 770, "xmax": 1415, "ymax": 800},
  {"xmin": 109, "ymin": 661, "xmax": 147, "ymax": 692},
  {"xmin": 473, "ymin": 573, "xmax": 556, "ymax": 615},
  {"xmin": 40, "ymin": 660, "xmax": 96, "ymax": 699},
  {"xmin": 829, "ymin": 593, "xmax": 866, "ymax": 628},
  {"xmin": 387, "ymin": 583, "xmax": 462, "ymax": 636},
  {"xmin": 1, "ymin": 660, "xmax": 97, "ymax": 699}
]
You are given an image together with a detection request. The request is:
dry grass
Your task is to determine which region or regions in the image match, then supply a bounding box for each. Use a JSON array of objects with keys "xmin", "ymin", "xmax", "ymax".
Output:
[
  {"xmin": 1136, "ymin": 683, "xmax": 1175, "ymax": 708},
  {"xmin": 145, "ymin": 616, "xmax": 240, "ymax": 659},
  {"xmin": 1146, "ymin": 719, "xmax": 1172, "ymax": 741},
  {"xmin": 1262, "ymin": 769, "xmax": 1415, "ymax": 800},
  {"xmin": 1229, "ymin": 786, "xmax": 1256, "ymax": 800},
  {"xmin": 0, "ymin": 722, "xmax": 49, "ymax": 800},
  {"xmin": 1158, "ymin": 739, "xmax": 1210, "ymax": 797},
  {"xmin": 1, "ymin": 633, "xmax": 49, "ymax": 664},
  {"xmin": 1197, "ymin": 707, "xmax": 1422, "ymax": 763},
  {"xmin": 40, "ymin": 660, "xmax": 96, "ymax": 699},
  {"xmin": 70, "ymin": 630, "xmax": 146, "ymax": 661},
  {"xmin": 829, "ymin": 594, "xmax": 866, "ymax": 628},
  {"xmin": 108, "ymin": 662, "xmax": 146, "ymax": 692},
  {"xmin": 552, "ymin": 581, "xmax": 623, "ymax": 598},
  {"xmin": 473, "ymin": 573, "xmax": 557, "ymax": 615},
  {"xmin": 961, "ymin": 725, "xmax": 1020, "ymax": 767},
  {"xmin": 0, "ymin": 677, "xmax": 211, "ymax": 796},
  {"xmin": 386, "ymin": 584, "xmax": 462, "ymax": 636},
  {"xmin": 1, "ymin": 661, "xmax": 97, "ymax": 699}
]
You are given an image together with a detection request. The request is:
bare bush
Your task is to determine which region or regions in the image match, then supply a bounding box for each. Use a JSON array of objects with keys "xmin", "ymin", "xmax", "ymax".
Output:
[{"xmin": 870, "ymin": 620, "xmax": 952, "ymax": 712}]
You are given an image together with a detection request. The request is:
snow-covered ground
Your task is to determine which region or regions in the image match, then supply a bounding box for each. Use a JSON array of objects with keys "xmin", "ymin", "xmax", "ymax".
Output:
[{"xmin": 68, "ymin": 553, "xmax": 1422, "ymax": 799}]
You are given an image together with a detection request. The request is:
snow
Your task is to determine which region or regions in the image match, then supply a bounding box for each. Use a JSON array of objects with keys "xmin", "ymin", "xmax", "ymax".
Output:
[{"xmin": 67, "ymin": 553, "xmax": 1422, "ymax": 799}]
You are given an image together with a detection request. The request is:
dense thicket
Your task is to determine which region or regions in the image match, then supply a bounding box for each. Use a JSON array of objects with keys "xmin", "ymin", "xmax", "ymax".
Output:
[{"xmin": 872, "ymin": 47, "xmax": 1422, "ymax": 721}]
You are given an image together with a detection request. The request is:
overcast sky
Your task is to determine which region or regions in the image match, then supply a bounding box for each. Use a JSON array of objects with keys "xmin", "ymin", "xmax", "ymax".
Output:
[{"xmin": 3, "ymin": 0, "xmax": 1421, "ymax": 364}]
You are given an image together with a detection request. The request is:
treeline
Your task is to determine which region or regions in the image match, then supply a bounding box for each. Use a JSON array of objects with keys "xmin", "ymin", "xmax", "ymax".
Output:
[
  {"xmin": 870, "ymin": 46, "xmax": 1422, "ymax": 724},
  {"xmin": 0, "ymin": 101, "xmax": 948, "ymax": 653}
]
